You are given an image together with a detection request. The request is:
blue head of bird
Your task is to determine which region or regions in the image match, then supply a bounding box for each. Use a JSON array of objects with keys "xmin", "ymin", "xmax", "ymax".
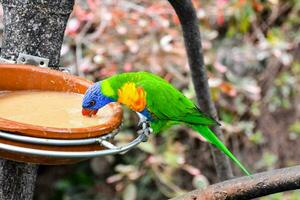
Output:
[{"xmin": 82, "ymin": 83, "xmax": 114, "ymax": 116}]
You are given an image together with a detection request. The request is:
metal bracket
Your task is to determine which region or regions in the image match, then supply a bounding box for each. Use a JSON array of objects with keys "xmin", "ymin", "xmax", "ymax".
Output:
[
  {"xmin": 17, "ymin": 53, "xmax": 49, "ymax": 68},
  {"xmin": 0, "ymin": 53, "xmax": 70, "ymax": 72},
  {"xmin": 57, "ymin": 66, "xmax": 71, "ymax": 74},
  {"xmin": 0, "ymin": 133, "xmax": 149, "ymax": 158},
  {"xmin": 0, "ymin": 113, "xmax": 152, "ymax": 159}
]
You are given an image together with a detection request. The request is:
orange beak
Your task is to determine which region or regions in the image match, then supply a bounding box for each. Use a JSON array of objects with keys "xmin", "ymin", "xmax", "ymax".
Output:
[{"xmin": 82, "ymin": 108, "xmax": 98, "ymax": 117}]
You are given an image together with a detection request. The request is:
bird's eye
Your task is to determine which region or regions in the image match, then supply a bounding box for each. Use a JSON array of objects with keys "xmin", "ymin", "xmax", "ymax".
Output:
[{"xmin": 89, "ymin": 100, "xmax": 96, "ymax": 106}]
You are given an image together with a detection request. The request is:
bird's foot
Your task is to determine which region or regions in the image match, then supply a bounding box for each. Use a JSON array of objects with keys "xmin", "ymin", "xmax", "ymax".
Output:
[
  {"xmin": 137, "ymin": 112, "xmax": 148, "ymax": 126},
  {"xmin": 137, "ymin": 120, "xmax": 152, "ymax": 142},
  {"xmin": 136, "ymin": 112, "xmax": 152, "ymax": 142}
]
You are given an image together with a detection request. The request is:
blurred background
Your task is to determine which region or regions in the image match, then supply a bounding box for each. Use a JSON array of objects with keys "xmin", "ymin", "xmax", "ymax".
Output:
[{"xmin": 2, "ymin": 0, "xmax": 300, "ymax": 199}]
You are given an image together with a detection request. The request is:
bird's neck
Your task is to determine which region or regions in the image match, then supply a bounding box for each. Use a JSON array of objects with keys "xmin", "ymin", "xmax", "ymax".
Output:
[{"xmin": 140, "ymin": 108, "xmax": 152, "ymax": 121}]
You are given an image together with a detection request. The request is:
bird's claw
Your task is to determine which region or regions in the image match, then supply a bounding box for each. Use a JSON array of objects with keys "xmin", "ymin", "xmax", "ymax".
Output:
[
  {"xmin": 137, "ymin": 120, "xmax": 152, "ymax": 142},
  {"xmin": 137, "ymin": 112, "xmax": 148, "ymax": 127},
  {"xmin": 136, "ymin": 112, "xmax": 152, "ymax": 140}
]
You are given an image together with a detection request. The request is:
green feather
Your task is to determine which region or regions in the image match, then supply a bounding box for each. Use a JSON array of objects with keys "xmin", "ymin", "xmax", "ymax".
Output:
[{"xmin": 192, "ymin": 125, "xmax": 251, "ymax": 176}]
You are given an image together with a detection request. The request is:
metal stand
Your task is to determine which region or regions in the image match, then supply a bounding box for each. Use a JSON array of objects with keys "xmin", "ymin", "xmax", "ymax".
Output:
[{"xmin": 0, "ymin": 113, "xmax": 152, "ymax": 159}]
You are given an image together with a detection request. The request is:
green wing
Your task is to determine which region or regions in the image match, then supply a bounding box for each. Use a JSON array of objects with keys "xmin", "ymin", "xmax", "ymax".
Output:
[
  {"xmin": 134, "ymin": 73, "xmax": 218, "ymax": 126},
  {"xmin": 105, "ymin": 71, "xmax": 218, "ymax": 131}
]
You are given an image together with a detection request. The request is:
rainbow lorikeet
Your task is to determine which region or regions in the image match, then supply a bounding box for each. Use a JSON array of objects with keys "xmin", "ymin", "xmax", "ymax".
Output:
[{"xmin": 82, "ymin": 72, "xmax": 250, "ymax": 176}]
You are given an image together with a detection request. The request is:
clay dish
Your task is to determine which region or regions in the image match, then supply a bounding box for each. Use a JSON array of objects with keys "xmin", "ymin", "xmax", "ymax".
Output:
[
  {"xmin": 0, "ymin": 64, "xmax": 123, "ymax": 164},
  {"xmin": 0, "ymin": 64, "xmax": 123, "ymax": 139}
]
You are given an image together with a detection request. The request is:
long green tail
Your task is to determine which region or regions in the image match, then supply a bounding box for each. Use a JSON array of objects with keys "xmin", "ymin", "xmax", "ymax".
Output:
[{"xmin": 192, "ymin": 125, "xmax": 251, "ymax": 176}]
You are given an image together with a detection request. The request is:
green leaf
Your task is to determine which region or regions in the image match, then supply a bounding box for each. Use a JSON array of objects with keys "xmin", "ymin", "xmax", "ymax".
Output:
[
  {"xmin": 289, "ymin": 122, "xmax": 300, "ymax": 134},
  {"xmin": 123, "ymin": 184, "xmax": 137, "ymax": 200},
  {"xmin": 258, "ymin": 152, "xmax": 278, "ymax": 169},
  {"xmin": 138, "ymin": 142, "xmax": 156, "ymax": 154},
  {"xmin": 55, "ymin": 179, "xmax": 71, "ymax": 190},
  {"xmin": 220, "ymin": 110, "xmax": 234, "ymax": 124},
  {"xmin": 249, "ymin": 131, "xmax": 264, "ymax": 144},
  {"xmin": 192, "ymin": 175, "xmax": 209, "ymax": 189}
]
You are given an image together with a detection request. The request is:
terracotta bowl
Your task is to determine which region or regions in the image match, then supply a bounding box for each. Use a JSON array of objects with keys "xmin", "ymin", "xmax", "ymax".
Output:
[{"xmin": 0, "ymin": 64, "xmax": 123, "ymax": 165}]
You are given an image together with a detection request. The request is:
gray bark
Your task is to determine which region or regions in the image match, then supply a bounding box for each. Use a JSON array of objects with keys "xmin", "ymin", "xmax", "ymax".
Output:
[
  {"xmin": 171, "ymin": 165, "xmax": 300, "ymax": 200},
  {"xmin": 0, "ymin": 161, "xmax": 38, "ymax": 200},
  {"xmin": 0, "ymin": 0, "xmax": 74, "ymax": 199},
  {"xmin": 167, "ymin": 0, "xmax": 234, "ymax": 180},
  {"xmin": 0, "ymin": 0, "xmax": 74, "ymax": 67}
]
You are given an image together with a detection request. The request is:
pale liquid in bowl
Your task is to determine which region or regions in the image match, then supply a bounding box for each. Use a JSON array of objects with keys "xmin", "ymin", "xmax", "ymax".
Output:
[{"xmin": 0, "ymin": 91, "xmax": 111, "ymax": 128}]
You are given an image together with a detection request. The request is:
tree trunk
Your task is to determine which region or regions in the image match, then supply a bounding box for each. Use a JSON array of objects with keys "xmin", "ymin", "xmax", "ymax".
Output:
[
  {"xmin": 167, "ymin": 0, "xmax": 234, "ymax": 181},
  {"xmin": 0, "ymin": 0, "xmax": 74, "ymax": 199},
  {"xmin": 0, "ymin": 0, "xmax": 74, "ymax": 68},
  {"xmin": 0, "ymin": 162, "xmax": 38, "ymax": 200}
]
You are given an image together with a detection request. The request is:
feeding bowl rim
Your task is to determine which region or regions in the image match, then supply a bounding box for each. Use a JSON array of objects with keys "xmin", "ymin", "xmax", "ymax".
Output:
[{"xmin": 0, "ymin": 64, "xmax": 123, "ymax": 139}]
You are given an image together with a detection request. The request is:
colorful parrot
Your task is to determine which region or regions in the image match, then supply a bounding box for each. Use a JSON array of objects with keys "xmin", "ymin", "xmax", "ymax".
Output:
[{"xmin": 82, "ymin": 71, "xmax": 250, "ymax": 176}]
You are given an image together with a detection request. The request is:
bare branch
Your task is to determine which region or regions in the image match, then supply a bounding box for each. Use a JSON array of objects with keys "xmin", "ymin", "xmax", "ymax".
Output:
[
  {"xmin": 171, "ymin": 166, "xmax": 300, "ymax": 200},
  {"xmin": 167, "ymin": 0, "xmax": 234, "ymax": 180}
]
